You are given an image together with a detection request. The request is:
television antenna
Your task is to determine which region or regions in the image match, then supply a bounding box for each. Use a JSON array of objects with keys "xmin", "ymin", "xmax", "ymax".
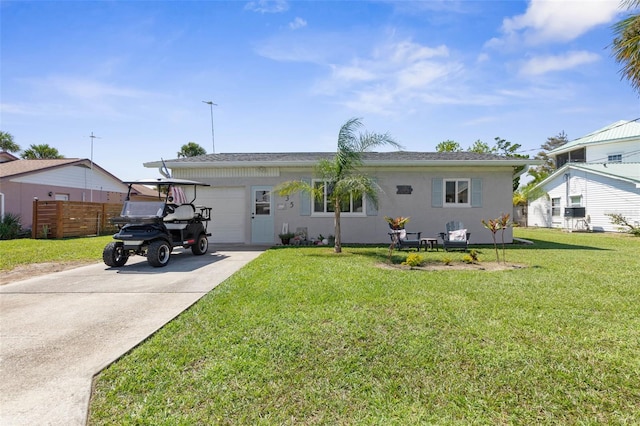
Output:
[
  {"xmin": 88, "ymin": 132, "xmax": 101, "ymax": 202},
  {"xmin": 202, "ymin": 100, "xmax": 217, "ymax": 153}
]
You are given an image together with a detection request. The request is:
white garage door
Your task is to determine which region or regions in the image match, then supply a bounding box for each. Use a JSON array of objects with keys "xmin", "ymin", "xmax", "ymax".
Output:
[{"xmin": 197, "ymin": 187, "xmax": 246, "ymax": 243}]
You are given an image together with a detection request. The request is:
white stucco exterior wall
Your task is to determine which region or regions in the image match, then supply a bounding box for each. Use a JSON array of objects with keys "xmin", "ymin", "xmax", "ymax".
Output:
[{"xmin": 174, "ymin": 165, "xmax": 516, "ymax": 245}]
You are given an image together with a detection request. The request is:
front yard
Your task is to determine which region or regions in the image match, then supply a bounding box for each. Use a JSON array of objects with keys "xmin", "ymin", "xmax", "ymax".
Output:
[{"xmin": 87, "ymin": 228, "xmax": 639, "ymax": 424}]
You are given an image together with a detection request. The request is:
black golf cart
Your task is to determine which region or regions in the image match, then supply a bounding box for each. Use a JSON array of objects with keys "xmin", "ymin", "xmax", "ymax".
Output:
[{"xmin": 103, "ymin": 178, "xmax": 212, "ymax": 268}]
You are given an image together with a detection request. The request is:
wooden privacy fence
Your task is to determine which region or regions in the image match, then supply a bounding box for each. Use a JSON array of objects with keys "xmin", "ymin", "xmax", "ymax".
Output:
[{"xmin": 32, "ymin": 200, "xmax": 123, "ymax": 239}]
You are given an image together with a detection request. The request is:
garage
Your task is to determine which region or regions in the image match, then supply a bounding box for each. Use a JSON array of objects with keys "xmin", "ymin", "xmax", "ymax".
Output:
[{"xmin": 196, "ymin": 187, "xmax": 246, "ymax": 243}]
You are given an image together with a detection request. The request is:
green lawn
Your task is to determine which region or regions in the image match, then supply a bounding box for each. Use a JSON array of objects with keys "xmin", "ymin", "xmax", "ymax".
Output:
[
  {"xmin": 86, "ymin": 228, "xmax": 640, "ymax": 424},
  {"xmin": 0, "ymin": 235, "xmax": 113, "ymax": 270}
]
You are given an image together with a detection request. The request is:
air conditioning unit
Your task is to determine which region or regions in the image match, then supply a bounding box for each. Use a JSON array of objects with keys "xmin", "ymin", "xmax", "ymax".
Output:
[{"xmin": 564, "ymin": 207, "xmax": 586, "ymax": 218}]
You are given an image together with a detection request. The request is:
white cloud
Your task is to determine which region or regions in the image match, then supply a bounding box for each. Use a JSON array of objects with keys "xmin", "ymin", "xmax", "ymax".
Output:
[
  {"xmin": 6, "ymin": 76, "xmax": 164, "ymax": 119},
  {"xmin": 476, "ymin": 53, "xmax": 490, "ymax": 63},
  {"xmin": 499, "ymin": 0, "xmax": 621, "ymax": 45},
  {"xmin": 316, "ymin": 38, "xmax": 465, "ymax": 114},
  {"xmin": 43, "ymin": 77, "xmax": 152, "ymax": 100},
  {"xmin": 289, "ymin": 17, "xmax": 307, "ymax": 30},
  {"xmin": 331, "ymin": 64, "xmax": 377, "ymax": 83},
  {"xmin": 396, "ymin": 61, "xmax": 454, "ymax": 91},
  {"xmin": 244, "ymin": 0, "xmax": 288, "ymax": 14},
  {"xmin": 520, "ymin": 51, "xmax": 600, "ymax": 76},
  {"xmin": 374, "ymin": 40, "xmax": 449, "ymax": 64}
]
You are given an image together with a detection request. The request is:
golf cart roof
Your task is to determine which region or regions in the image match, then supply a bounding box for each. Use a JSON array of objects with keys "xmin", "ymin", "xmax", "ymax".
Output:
[{"xmin": 122, "ymin": 178, "xmax": 210, "ymax": 187}]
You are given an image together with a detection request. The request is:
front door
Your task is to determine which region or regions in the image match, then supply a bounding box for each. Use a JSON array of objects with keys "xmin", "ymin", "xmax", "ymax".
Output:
[{"xmin": 251, "ymin": 186, "xmax": 274, "ymax": 244}]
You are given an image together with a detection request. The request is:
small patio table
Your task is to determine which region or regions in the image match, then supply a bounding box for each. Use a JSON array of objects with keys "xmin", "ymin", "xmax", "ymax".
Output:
[{"xmin": 420, "ymin": 238, "xmax": 438, "ymax": 252}]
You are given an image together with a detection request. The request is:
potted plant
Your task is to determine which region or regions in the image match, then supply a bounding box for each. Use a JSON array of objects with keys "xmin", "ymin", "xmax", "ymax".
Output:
[
  {"xmin": 278, "ymin": 232, "xmax": 295, "ymax": 245},
  {"xmin": 384, "ymin": 216, "xmax": 410, "ymax": 230}
]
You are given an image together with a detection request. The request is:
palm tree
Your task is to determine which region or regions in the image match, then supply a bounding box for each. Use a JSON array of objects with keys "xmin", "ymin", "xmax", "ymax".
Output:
[
  {"xmin": 275, "ymin": 118, "xmax": 402, "ymax": 253},
  {"xmin": 0, "ymin": 131, "xmax": 20, "ymax": 153},
  {"xmin": 612, "ymin": 0, "xmax": 640, "ymax": 94},
  {"xmin": 21, "ymin": 144, "xmax": 64, "ymax": 159},
  {"xmin": 177, "ymin": 142, "xmax": 207, "ymax": 158}
]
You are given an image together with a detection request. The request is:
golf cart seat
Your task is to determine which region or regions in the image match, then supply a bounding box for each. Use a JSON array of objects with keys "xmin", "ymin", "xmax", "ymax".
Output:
[{"xmin": 164, "ymin": 204, "xmax": 195, "ymax": 229}]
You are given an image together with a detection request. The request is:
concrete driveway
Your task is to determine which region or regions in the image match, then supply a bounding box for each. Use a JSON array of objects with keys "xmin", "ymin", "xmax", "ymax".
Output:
[{"xmin": 0, "ymin": 246, "xmax": 264, "ymax": 426}]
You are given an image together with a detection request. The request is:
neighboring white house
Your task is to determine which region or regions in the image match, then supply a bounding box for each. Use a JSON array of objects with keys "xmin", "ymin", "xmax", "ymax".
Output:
[
  {"xmin": 145, "ymin": 152, "xmax": 535, "ymax": 245},
  {"xmin": 528, "ymin": 120, "xmax": 640, "ymax": 232}
]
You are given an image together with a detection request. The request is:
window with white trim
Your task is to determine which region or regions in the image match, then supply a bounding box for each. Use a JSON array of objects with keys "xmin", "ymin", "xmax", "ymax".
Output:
[
  {"xmin": 551, "ymin": 197, "xmax": 561, "ymax": 217},
  {"xmin": 570, "ymin": 195, "xmax": 582, "ymax": 206},
  {"xmin": 312, "ymin": 180, "xmax": 364, "ymax": 215},
  {"xmin": 607, "ymin": 154, "xmax": 622, "ymax": 163},
  {"xmin": 444, "ymin": 179, "xmax": 470, "ymax": 206}
]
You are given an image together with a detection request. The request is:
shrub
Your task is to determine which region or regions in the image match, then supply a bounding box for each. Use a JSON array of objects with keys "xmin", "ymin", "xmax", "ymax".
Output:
[
  {"xmin": 0, "ymin": 213, "xmax": 22, "ymax": 240},
  {"xmin": 606, "ymin": 213, "xmax": 640, "ymax": 236},
  {"xmin": 441, "ymin": 255, "xmax": 453, "ymax": 266},
  {"xmin": 463, "ymin": 249, "xmax": 479, "ymax": 264},
  {"xmin": 482, "ymin": 213, "xmax": 513, "ymax": 263},
  {"xmin": 401, "ymin": 252, "xmax": 424, "ymax": 267}
]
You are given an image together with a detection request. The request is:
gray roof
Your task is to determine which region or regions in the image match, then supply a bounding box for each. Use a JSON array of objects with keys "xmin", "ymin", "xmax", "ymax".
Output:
[{"xmin": 146, "ymin": 151, "xmax": 536, "ymax": 168}]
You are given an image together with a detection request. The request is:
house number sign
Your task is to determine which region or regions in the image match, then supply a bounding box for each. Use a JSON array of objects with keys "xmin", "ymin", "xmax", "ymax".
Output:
[{"xmin": 396, "ymin": 185, "xmax": 413, "ymax": 195}]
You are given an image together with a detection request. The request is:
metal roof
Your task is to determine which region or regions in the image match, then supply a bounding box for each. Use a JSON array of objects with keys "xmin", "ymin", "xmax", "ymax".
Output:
[
  {"xmin": 549, "ymin": 120, "xmax": 640, "ymax": 155},
  {"xmin": 532, "ymin": 162, "xmax": 640, "ymax": 189}
]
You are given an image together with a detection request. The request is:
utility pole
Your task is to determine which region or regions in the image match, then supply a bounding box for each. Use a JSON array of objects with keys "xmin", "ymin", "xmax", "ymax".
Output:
[{"xmin": 202, "ymin": 100, "xmax": 217, "ymax": 153}]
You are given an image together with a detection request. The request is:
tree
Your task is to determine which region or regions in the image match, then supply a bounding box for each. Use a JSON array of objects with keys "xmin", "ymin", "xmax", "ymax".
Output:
[
  {"xmin": 435, "ymin": 140, "xmax": 462, "ymax": 152},
  {"xmin": 467, "ymin": 139, "xmax": 495, "ymax": 153},
  {"xmin": 275, "ymin": 118, "xmax": 402, "ymax": 253},
  {"xmin": 528, "ymin": 131, "xmax": 568, "ymax": 184},
  {"xmin": 612, "ymin": 0, "xmax": 640, "ymax": 94},
  {"xmin": 177, "ymin": 142, "xmax": 207, "ymax": 158},
  {"xmin": 21, "ymin": 144, "xmax": 63, "ymax": 159},
  {"xmin": 492, "ymin": 136, "xmax": 528, "ymax": 191},
  {"xmin": 438, "ymin": 136, "xmax": 527, "ymax": 192},
  {"xmin": 0, "ymin": 131, "xmax": 20, "ymax": 153}
]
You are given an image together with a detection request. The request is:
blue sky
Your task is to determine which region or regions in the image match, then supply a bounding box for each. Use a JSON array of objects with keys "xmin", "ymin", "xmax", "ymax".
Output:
[{"xmin": 1, "ymin": 0, "xmax": 638, "ymax": 181}]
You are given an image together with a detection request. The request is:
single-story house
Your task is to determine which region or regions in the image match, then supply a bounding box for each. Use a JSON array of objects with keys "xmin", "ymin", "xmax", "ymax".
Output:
[
  {"xmin": 145, "ymin": 152, "xmax": 536, "ymax": 246},
  {"xmin": 0, "ymin": 156, "xmax": 129, "ymax": 229},
  {"xmin": 528, "ymin": 120, "xmax": 640, "ymax": 232}
]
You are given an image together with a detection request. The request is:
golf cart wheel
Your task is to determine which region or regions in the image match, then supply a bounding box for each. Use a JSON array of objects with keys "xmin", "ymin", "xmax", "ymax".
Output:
[
  {"xmin": 148, "ymin": 240, "xmax": 171, "ymax": 267},
  {"xmin": 191, "ymin": 233, "xmax": 209, "ymax": 255},
  {"xmin": 103, "ymin": 242, "xmax": 129, "ymax": 267}
]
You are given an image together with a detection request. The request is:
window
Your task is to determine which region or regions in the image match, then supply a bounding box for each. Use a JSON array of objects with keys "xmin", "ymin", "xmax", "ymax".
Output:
[
  {"xmin": 254, "ymin": 190, "xmax": 271, "ymax": 215},
  {"xmin": 312, "ymin": 180, "xmax": 364, "ymax": 215},
  {"xmin": 444, "ymin": 179, "xmax": 470, "ymax": 206},
  {"xmin": 570, "ymin": 195, "xmax": 582, "ymax": 207},
  {"xmin": 551, "ymin": 197, "xmax": 561, "ymax": 216},
  {"xmin": 607, "ymin": 154, "xmax": 622, "ymax": 163}
]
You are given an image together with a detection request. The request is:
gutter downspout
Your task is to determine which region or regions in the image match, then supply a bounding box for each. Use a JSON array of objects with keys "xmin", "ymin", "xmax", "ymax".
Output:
[
  {"xmin": 564, "ymin": 173, "xmax": 571, "ymax": 230},
  {"xmin": 0, "ymin": 192, "xmax": 4, "ymax": 220}
]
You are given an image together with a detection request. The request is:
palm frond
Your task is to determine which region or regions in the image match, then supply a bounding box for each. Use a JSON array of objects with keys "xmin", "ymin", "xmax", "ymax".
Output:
[
  {"xmin": 612, "ymin": 8, "xmax": 640, "ymax": 93},
  {"xmin": 314, "ymin": 159, "xmax": 339, "ymax": 180},
  {"xmin": 356, "ymin": 131, "xmax": 404, "ymax": 152},
  {"xmin": 334, "ymin": 175, "xmax": 378, "ymax": 202},
  {"xmin": 274, "ymin": 180, "xmax": 313, "ymax": 197}
]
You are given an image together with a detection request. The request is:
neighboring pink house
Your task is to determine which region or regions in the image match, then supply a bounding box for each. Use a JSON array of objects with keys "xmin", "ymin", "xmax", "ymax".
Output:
[{"xmin": 0, "ymin": 155, "xmax": 130, "ymax": 230}]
